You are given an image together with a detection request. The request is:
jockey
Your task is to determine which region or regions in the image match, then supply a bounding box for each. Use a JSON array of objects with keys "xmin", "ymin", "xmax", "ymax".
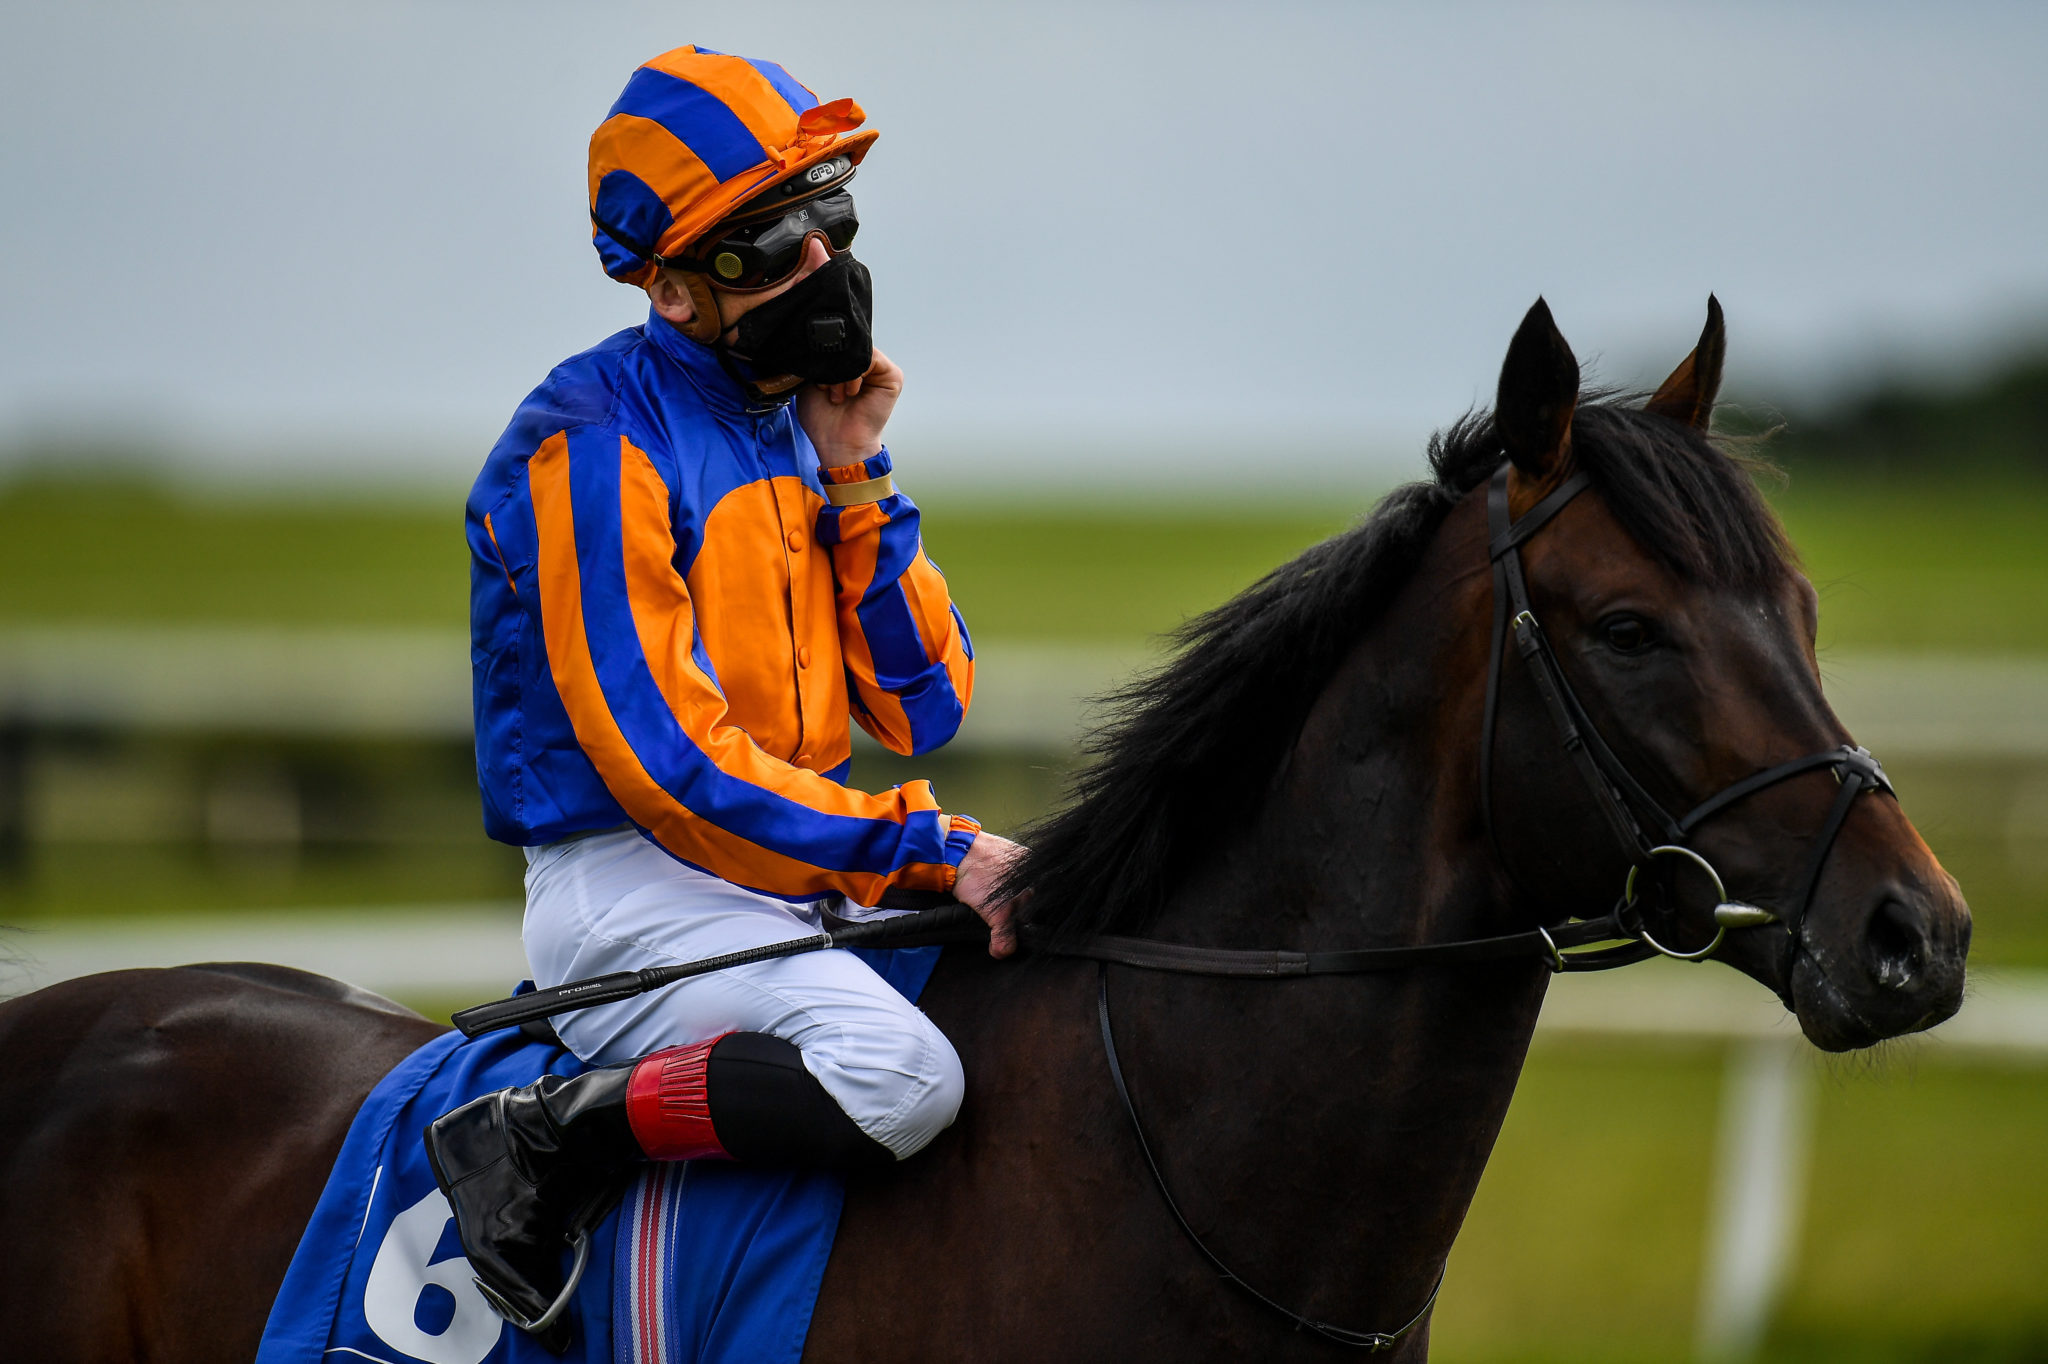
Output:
[{"xmin": 425, "ymin": 45, "xmax": 1022, "ymax": 1337}]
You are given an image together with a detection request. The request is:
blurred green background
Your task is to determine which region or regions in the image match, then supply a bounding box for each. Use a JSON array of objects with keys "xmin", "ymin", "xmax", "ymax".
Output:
[{"xmin": 1, "ymin": 358, "xmax": 2045, "ymax": 1363}]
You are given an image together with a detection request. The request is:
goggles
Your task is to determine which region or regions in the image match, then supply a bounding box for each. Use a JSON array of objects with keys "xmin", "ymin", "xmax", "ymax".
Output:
[{"xmin": 662, "ymin": 183, "xmax": 859, "ymax": 292}]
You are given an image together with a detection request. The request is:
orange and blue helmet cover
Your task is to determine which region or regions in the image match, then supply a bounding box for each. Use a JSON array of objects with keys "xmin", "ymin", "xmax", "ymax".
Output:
[{"xmin": 588, "ymin": 45, "xmax": 877, "ymax": 286}]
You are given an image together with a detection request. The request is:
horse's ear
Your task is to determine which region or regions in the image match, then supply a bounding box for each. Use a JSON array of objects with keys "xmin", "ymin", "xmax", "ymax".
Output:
[
  {"xmin": 1495, "ymin": 298, "xmax": 1579, "ymax": 477},
  {"xmin": 1644, "ymin": 294, "xmax": 1726, "ymax": 430}
]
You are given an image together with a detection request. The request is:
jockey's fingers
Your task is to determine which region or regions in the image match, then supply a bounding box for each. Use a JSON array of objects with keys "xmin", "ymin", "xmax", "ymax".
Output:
[{"xmin": 967, "ymin": 895, "xmax": 1012, "ymax": 957}]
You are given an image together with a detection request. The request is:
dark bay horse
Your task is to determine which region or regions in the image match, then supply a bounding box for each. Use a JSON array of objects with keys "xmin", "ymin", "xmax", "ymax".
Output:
[{"xmin": 0, "ymin": 301, "xmax": 1968, "ymax": 1361}]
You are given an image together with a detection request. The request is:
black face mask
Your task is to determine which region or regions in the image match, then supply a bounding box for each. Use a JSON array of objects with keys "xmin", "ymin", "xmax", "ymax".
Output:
[{"xmin": 726, "ymin": 253, "xmax": 873, "ymax": 386}]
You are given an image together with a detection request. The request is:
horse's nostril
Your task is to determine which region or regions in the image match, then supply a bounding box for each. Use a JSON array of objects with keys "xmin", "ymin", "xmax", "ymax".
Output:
[{"xmin": 1864, "ymin": 897, "xmax": 1926, "ymax": 992}]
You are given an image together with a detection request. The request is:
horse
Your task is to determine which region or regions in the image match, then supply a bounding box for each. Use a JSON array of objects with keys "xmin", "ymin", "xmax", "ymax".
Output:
[{"xmin": 0, "ymin": 300, "xmax": 1969, "ymax": 1362}]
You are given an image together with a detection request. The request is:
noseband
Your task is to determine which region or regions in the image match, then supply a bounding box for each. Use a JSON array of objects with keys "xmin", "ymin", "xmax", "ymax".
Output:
[{"xmin": 1477, "ymin": 462, "xmax": 1893, "ymax": 963}]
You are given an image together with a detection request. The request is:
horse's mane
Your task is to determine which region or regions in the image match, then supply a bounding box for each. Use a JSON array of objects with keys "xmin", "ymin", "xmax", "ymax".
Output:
[{"xmin": 1007, "ymin": 395, "xmax": 1792, "ymax": 944}]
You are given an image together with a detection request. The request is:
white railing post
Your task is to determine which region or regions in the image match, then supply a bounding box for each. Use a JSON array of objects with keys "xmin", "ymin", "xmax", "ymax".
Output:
[{"xmin": 1694, "ymin": 1036, "xmax": 1813, "ymax": 1361}]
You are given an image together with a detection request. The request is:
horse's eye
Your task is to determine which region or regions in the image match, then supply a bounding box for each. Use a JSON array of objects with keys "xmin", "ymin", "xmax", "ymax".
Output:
[{"xmin": 1601, "ymin": 615, "xmax": 1653, "ymax": 654}]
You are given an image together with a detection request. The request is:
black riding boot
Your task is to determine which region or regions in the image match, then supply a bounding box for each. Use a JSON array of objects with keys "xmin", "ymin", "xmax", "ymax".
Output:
[
  {"xmin": 426, "ymin": 1033, "xmax": 894, "ymax": 1352},
  {"xmin": 423, "ymin": 1064, "xmax": 640, "ymax": 1355}
]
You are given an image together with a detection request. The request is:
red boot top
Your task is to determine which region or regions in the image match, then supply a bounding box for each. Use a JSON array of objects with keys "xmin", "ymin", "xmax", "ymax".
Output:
[{"xmin": 625, "ymin": 1036, "xmax": 733, "ymax": 1162}]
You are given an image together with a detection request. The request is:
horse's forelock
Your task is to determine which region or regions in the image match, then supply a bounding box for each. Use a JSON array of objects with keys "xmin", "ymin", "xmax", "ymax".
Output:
[{"xmin": 1568, "ymin": 404, "xmax": 1793, "ymax": 593}]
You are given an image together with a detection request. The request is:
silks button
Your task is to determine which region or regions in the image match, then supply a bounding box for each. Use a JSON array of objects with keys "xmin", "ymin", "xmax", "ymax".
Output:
[
  {"xmin": 797, "ymin": 646, "xmax": 812, "ymax": 669},
  {"xmin": 787, "ymin": 528, "xmax": 804, "ymax": 551}
]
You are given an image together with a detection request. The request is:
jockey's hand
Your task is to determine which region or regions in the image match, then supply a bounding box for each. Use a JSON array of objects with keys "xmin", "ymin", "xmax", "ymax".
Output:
[
  {"xmin": 796, "ymin": 347, "xmax": 903, "ymax": 469},
  {"xmin": 953, "ymin": 832, "xmax": 1025, "ymax": 959}
]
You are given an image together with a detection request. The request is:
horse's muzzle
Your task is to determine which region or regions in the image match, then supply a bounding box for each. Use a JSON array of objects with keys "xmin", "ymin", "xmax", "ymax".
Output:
[{"xmin": 1791, "ymin": 872, "xmax": 1970, "ymax": 1052}]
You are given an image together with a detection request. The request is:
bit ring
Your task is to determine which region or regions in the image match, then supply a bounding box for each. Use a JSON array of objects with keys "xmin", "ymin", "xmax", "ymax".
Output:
[{"xmin": 1622, "ymin": 845, "xmax": 1729, "ymax": 962}]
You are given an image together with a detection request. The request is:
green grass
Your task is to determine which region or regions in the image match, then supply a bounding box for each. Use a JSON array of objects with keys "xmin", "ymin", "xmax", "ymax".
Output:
[
  {"xmin": 921, "ymin": 506, "xmax": 1352, "ymax": 642},
  {"xmin": 0, "ymin": 477, "xmax": 469, "ymax": 627},
  {"xmin": 1771, "ymin": 472, "xmax": 2048, "ymax": 657},
  {"xmin": 7, "ymin": 470, "xmax": 2043, "ymax": 651},
  {"xmin": 0, "ymin": 474, "xmax": 1355, "ymax": 641},
  {"xmin": 1431, "ymin": 1040, "xmax": 2048, "ymax": 1364}
]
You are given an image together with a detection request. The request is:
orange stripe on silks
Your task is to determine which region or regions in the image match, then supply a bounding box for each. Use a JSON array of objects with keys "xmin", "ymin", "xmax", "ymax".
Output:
[
  {"xmin": 688, "ymin": 480, "xmax": 801, "ymax": 756},
  {"xmin": 530, "ymin": 434, "xmax": 953, "ymax": 900},
  {"xmin": 892, "ymin": 552, "xmax": 952, "ymax": 660},
  {"xmin": 611, "ymin": 441, "xmax": 945, "ymax": 828},
  {"xmin": 785, "ymin": 482, "xmax": 853, "ymax": 772},
  {"xmin": 589, "ymin": 114, "xmax": 722, "ymax": 217},
  {"xmin": 825, "ymin": 504, "xmax": 915, "ymax": 753},
  {"xmin": 898, "ymin": 549, "xmax": 975, "ymax": 708},
  {"xmin": 677, "ymin": 475, "xmax": 851, "ymax": 771},
  {"xmin": 831, "ymin": 502, "xmax": 891, "ymax": 541},
  {"xmin": 641, "ymin": 50, "xmax": 804, "ymax": 153},
  {"xmin": 483, "ymin": 512, "xmax": 518, "ymax": 597}
]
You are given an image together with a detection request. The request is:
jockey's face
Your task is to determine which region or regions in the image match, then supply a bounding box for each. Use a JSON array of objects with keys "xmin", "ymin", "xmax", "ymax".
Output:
[{"xmin": 646, "ymin": 235, "xmax": 833, "ymax": 343}]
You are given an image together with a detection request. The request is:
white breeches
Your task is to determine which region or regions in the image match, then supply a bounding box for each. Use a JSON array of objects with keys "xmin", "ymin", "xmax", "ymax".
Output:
[{"xmin": 521, "ymin": 828, "xmax": 964, "ymax": 1160}]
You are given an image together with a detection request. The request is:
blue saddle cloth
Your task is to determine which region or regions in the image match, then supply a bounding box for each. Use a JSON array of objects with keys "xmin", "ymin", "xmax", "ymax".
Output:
[{"xmin": 256, "ymin": 945, "xmax": 939, "ymax": 1364}]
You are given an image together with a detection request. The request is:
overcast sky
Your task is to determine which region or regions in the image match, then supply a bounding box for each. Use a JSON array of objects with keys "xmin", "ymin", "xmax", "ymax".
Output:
[{"xmin": 2, "ymin": 1, "xmax": 2044, "ymax": 488}]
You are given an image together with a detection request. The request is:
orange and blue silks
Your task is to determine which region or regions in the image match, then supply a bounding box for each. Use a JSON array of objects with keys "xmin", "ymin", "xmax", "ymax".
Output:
[{"xmin": 467, "ymin": 310, "xmax": 977, "ymax": 905}]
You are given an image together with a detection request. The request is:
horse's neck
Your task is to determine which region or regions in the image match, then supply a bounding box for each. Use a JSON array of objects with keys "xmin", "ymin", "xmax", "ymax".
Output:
[{"xmin": 1123, "ymin": 505, "xmax": 1550, "ymax": 1339}]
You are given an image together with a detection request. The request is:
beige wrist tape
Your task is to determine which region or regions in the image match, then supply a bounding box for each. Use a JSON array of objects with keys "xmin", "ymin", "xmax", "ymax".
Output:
[{"xmin": 823, "ymin": 474, "xmax": 896, "ymax": 506}]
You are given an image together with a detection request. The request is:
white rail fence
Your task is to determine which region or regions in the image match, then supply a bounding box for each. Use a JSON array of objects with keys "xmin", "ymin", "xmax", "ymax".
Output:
[{"xmin": 4, "ymin": 913, "xmax": 2045, "ymax": 1361}]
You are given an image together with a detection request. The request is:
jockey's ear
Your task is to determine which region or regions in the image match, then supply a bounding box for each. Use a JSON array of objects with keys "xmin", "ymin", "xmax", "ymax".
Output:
[
  {"xmin": 1645, "ymin": 294, "xmax": 1727, "ymax": 430},
  {"xmin": 1495, "ymin": 297, "xmax": 1579, "ymax": 479},
  {"xmin": 646, "ymin": 269, "xmax": 698, "ymax": 328}
]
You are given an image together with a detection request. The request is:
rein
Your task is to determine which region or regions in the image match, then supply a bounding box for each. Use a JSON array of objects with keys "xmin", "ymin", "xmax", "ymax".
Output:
[{"xmin": 1033, "ymin": 461, "xmax": 1896, "ymax": 1352}]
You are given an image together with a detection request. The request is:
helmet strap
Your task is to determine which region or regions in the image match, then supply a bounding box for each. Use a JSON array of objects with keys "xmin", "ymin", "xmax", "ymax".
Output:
[{"xmin": 714, "ymin": 349, "xmax": 804, "ymax": 410}]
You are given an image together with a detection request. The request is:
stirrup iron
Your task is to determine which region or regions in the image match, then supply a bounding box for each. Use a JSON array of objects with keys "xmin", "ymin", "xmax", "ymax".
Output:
[{"xmin": 474, "ymin": 1228, "xmax": 591, "ymax": 1336}]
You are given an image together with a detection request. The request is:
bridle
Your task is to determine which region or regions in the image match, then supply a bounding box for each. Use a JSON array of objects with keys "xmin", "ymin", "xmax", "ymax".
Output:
[
  {"xmin": 1036, "ymin": 460, "xmax": 1896, "ymax": 1351},
  {"xmin": 1477, "ymin": 463, "xmax": 1891, "ymax": 965}
]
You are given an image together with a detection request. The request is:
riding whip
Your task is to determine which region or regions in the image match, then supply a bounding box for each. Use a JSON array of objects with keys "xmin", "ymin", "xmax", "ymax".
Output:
[{"xmin": 451, "ymin": 901, "xmax": 989, "ymax": 1038}]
